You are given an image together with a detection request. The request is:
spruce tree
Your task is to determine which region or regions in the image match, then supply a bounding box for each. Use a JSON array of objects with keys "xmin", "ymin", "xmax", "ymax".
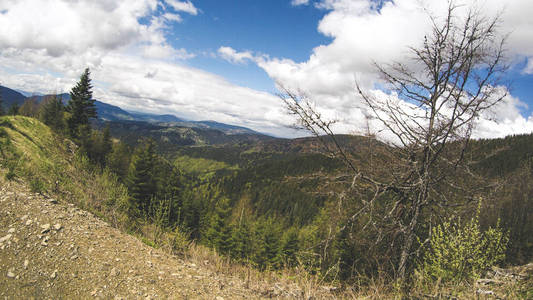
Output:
[
  {"xmin": 0, "ymin": 89, "xmax": 4, "ymax": 116},
  {"xmin": 67, "ymin": 68, "xmax": 96, "ymax": 137},
  {"xmin": 205, "ymin": 197, "xmax": 233, "ymax": 255},
  {"xmin": 253, "ymin": 220, "xmax": 281, "ymax": 270},
  {"xmin": 231, "ymin": 219, "xmax": 252, "ymax": 261},
  {"xmin": 280, "ymin": 227, "xmax": 300, "ymax": 267},
  {"xmin": 40, "ymin": 95, "xmax": 65, "ymax": 132},
  {"xmin": 126, "ymin": 139, "xmax": 157, "ymax": 217},
  {"xmin": 7, "ymin": 103, "xmax": 19, "ymax": 115}
]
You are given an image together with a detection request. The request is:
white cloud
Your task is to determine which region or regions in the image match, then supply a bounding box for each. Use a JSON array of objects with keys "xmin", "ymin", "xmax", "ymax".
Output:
[
  {"xmin": 0, "ymin": 0, "xmax": 158, "ymax": 56},
  {"xmin": 291, "ymin": 0, "xmax": 310, "ymax": 6},
  {"xmin": 163, "ymin": 13, "xmax": 183, "ymax": 23},
  {"xmin": 218, "ymin": 47, "xmax": 255, "ymax": 65},
  {"xmin": 164, "ymin": 0, "xmax": 198, "ymax": 15},
  {"xmin": 0, "ymin": 0, "xmax": 298, "ymax": 137},
  {"xmin": 253, "ymin": 0, "xmax": 533, "ymax": 139}
]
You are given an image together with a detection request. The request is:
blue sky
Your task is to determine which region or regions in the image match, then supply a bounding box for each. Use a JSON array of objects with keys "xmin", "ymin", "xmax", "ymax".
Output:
[
  {"xmin": 167, "ymin": 1, "xmax": 331, "ymax": 92},
  {"xmin": 0, "ymin": 0, "xmax": 533, "ymax": 138}
]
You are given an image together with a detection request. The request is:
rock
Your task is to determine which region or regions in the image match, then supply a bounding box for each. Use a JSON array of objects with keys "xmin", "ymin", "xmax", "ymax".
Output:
[
  {"xmin": 41, "ymin": 224, "xmax": 51, "ymax": 234},
  {"xmin": 21, "ymin": 215, "xmax": 28, "ymax": 221},
  {"xmin": 23, "ymin": 259, "xmax": 29, "ymax": 269},
  {"xmin": 110, "ymin": 267, "xmax": 120, "ymax": 276},
  {"xmin": 54, "ymin": 224, "xmax": 62, "ymax": 231},
  {"xmin": 25, "ymin": 219, "xmax": 32, "ymax": 226},
  {"xmin": 0, "ymin": 234, "xmax": 12, "ymax": 243},
  {"xmin": 8, "ymin": 227, "xmax": 15, "ymax": 234},
  {"xmin": 6, "ymin": 268, "xmax": 15, "ymax": 278},
  {"xmin": 49, "ymin": 198, "xmax": 58, "ymax": 204},
  {"xmin": 477, "ymin": 278, "xmax": 504, "ymax": 286},
  {"xmin": 41, "ymin": 236, "xmax": 49, "ymax": 246},
  {"xmin": 50, "ymin": 270, "xmax": 58, "ymax": 279},
  {"xmin": 476, "ymin": 288, "xmax": 496, "ymax": 296},
  {"xmin": 216, "ymin": 297, "xmax": 224, "ymax": 300}
]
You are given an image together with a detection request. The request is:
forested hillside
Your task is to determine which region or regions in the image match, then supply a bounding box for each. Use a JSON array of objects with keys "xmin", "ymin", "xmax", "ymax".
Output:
[{"xmin": 0, "ymin": 69, "xmax": 531, "ymax": 298}]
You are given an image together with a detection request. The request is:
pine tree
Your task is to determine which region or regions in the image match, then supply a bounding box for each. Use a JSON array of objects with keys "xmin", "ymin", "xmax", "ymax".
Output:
[
  {"xmin": 102, "ymin": 125, "xmax": 112, "ymax": 158},
  {"xmin": 231, "ymin": 219, "xmax": 253, "ymax": 261},
  {"xmin": 39, "ymin": 95, "xmax": 65, "ymax": 132},
  {"xmin": 205, "ymin": 197, "xmax": 233, "ymax": 255},
  {"xmin": 253, "ymin": 219, "xmax": 281, "ymax": 270},
  {"xmin": 0, "ymin": 89, "xmax": 4, "ymax": 116},
  {"xmin": 126, "ymin": 139, "xmax": 157, "ymax": 217},
  {"xmin": 334, "ymin": 226, "xmax": 358, "ymax": 281},
  {"xmin": 67, "ymin": 68, "xmax": 96, "ymax": 137},
  {"xmin": 280, "ymin": 227, "xmax": 300, "ymax": 268},
  {"xmin": 7, "ymin": 103, "xmax": 19, "ymax": 115}
]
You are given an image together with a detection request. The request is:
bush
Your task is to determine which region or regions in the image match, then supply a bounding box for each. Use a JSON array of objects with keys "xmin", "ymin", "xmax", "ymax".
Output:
[{"xmin": 419, "ymin": 200, "xmax": 508, "ymax": 283}]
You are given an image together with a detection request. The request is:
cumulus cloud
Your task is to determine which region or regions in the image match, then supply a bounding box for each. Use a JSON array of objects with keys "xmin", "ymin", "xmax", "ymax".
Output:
[
  {"xmin": 0, "ymin": 0, "xmax": 159, "ymax": 56},
  {"xmin": 254, "ymin": 0, "xmax": 533, "ymax": 139},
  {"xmin": 0, "ymin": 0, "xmax": 298, "ymax": 136},
  {"xmin": 164, "ymin": 0, "xmax": 198, "ymax": 15},
  {"xmin": 217, "ymin": 47, "xmax": 256, "ymax": 65},
  {"xmin": 291, "ymin": 0, "xmax": 310, "ymax": 6}
]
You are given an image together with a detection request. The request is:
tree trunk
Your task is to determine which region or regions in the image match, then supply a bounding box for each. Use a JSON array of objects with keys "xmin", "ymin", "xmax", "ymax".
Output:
[{"xmin": 397, "ymin": 199, "xmax": 421, "ymax": 282}]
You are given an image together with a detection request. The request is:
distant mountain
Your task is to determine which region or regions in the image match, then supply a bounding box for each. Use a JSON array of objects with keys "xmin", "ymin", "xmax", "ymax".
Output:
[
  {"xmin": 128, "ymin": 112, "xmax": 185, "ymax": 123},
  {"xmin": 0, "ymin": 86, "xmax": 26, "ymax": 109},
  {"xmin": 0, "ymin": 85, "xmax": 266, "ymax": 137}
]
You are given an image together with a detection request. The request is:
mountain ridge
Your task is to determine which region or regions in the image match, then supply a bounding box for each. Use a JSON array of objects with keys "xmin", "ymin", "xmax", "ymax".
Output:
[{"xmin": 0, "ymin": 85, "xmax": 263, "ymax": 136}]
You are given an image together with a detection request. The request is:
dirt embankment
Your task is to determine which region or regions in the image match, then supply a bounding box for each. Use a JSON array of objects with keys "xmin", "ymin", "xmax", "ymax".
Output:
[{"xmin": 0, "ymin": 178, "xmax": 293, "ymax": 299}]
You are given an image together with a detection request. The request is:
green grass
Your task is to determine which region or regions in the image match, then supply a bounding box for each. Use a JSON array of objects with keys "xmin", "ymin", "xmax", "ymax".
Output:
[
  {"xmin": 0, "ymin": 116, "xmax": 129, "ymax": 228},
  {"xmin": 174, "ymin": 155, "xmax": 238, "ymax": 177}
]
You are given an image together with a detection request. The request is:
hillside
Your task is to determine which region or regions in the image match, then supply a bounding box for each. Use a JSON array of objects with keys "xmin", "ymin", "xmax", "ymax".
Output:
[
  {"xmin": 0, "ymin": 116, "xmax": 345, "ymax": 299},
  {"xmin": 0, "ymin": 175, "xmax": 332, "ymax": 299}
]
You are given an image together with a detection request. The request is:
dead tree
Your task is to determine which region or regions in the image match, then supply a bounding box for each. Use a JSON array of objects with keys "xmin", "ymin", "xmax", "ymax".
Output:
[{"xmin": 281, "ymin": 1, "xmax": 508, "ymax": 282}]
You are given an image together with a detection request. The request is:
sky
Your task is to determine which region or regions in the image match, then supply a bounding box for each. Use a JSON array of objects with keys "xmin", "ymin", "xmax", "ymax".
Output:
[{"xmin": 0, "ymin": 0, "xmax": 532, "ymax": 139}]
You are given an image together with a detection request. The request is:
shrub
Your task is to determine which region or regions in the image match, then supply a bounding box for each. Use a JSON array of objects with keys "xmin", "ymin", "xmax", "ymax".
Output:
[{"xmin": 420, "ymin": 200, "xmax": 508, "ymax": 283}]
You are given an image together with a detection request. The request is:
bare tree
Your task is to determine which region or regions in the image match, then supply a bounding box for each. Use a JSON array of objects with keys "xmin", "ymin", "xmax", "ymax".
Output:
[{"xmin": 280, "ymin": 1, "xmax": 508, "ymax": 282}]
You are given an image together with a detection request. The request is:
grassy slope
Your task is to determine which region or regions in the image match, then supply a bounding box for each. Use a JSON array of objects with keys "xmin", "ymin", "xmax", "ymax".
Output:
[{"xmin": 0, "ymin": 116, "xmax": 128, "ymax": 225}]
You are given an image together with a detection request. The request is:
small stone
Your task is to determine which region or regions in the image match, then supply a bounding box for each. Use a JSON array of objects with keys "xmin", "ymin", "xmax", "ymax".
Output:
[
  {"xmin": 49, "ymin": 199, "xmax": 58, "ymax": 204},
  {"xmin": 23, "ymin": 259, "xmax": 29, "ymax": 269},
  {"xmin": 25, "ymin": 219, "xmax": 32, "ymax": 226},
  {"xmin": 0, "ymin": 234, "xmax": 12, "ymax": 243},
  {"xmin": 54, "ymin": 224, "xmax": 62, "ymax": 231},
  {"xmin": 6, "ymin": 268, "xmax": 15, "ymax": 278},
  {"xmin": 147, "ymin": 261, "xmax": 153, "ymax": 268},
  {"xmin": 70, "ymin": 255, "xmax": 78, "ymax": 260},
  {"xmin": 40, "ymin": 224, "xmax": 51, "ymax": 234},
  {"xmin": 50, "ymin": 270, "xmax": 58, "ymax": 279},
  {"xmin": 110, "ymin": 267, "xmax": 120, "ymax": 276},
  {"xmin": 216, "ymin": 296, "xmax": 224, "ymax": 300},
  {"xmin": 8, "ymin": 228, "xmax": 15, "ymax": 234},
  {"xmin": 21, "ymin": 215, "xmax": 28, "ymax": 221}
]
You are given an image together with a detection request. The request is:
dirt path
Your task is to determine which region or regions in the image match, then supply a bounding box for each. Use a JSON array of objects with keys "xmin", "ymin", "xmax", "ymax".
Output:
[{"xmin": 0, "ymin": 178, "xmax": 280, "ymax": 299}]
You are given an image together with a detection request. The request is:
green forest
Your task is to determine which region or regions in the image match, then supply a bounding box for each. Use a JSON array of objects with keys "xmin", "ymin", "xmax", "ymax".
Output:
[{"xmin": 1, "ymin": 68, "xmax": 532, "ymax": 297}]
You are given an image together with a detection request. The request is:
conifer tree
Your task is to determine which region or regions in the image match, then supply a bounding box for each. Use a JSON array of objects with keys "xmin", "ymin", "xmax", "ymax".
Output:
[
  {"xmin": 231, "ymin": 219, "xmax": 253, "ymax": 261},
  {"xmin": 126, "ymin": 139, "xmax": 157, "ymax": 217},
  {"xmin": 280, "ymin": 227, "xmax": 300, "ymax": 267},
  {"xmin": 67, "ymin": 68, "xmax": 96, "ymax": 137},
  {"xmin": 0, "ymin": 89, "xmax": 4, "ymax": 116},
  {"xmin": 39, "ymin": 95, "xmax": 65, "ymax": 132},
  {"xmin": 205, "ymin": 197, "xmax": 233, "ymax": 254},
  {"xmin": 7, "ymin": 103, "xmax": 19, "ymax": 115},
  {"xmin": 253, "ymin": 220, "xmax": 281, "ymax": 270}
]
